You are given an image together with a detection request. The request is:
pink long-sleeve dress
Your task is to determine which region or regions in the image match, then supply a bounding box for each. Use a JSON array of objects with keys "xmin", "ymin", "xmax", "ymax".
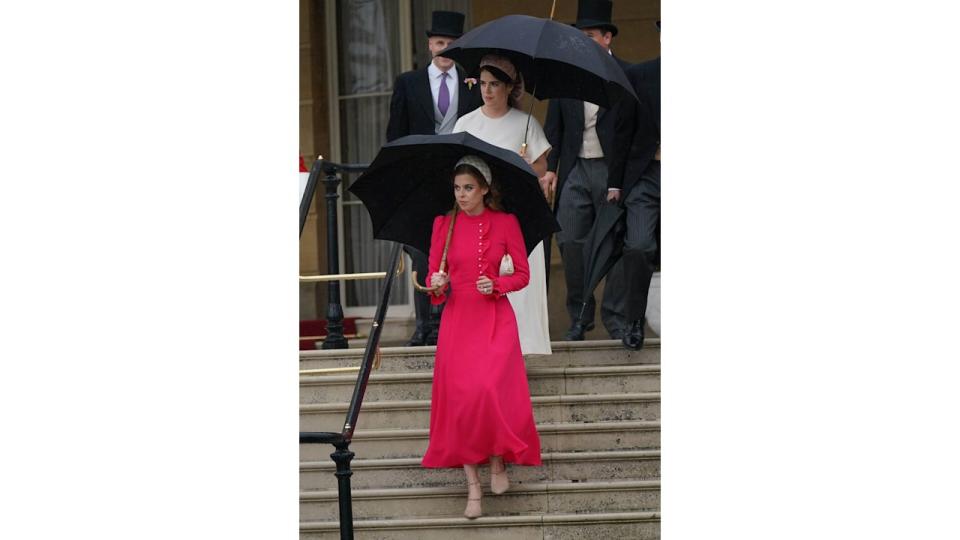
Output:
[{"xmin": 420, "ymin": 207, "xmax": 543, "ymax": 468}]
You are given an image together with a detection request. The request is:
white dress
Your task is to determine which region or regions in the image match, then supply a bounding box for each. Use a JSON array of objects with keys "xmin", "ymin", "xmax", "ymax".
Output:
[{"xmin": 454, "ymin": 107, "xmax": 553, "ymax": 355}]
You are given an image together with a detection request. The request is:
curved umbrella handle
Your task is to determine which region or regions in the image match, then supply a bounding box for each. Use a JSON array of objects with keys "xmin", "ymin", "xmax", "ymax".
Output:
[
  {"xmin": 411, "ymin": 270, "xmax": 444, "ymax": 295},
  {"xmin": 409, "ymin": 208, "xmax": 458, "ymax": 297}
]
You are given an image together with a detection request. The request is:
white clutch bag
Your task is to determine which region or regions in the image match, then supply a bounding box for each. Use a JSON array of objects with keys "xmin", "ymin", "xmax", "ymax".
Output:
[{"xmin": 499, "ymin": 254, "xmax": 514, "ymax": 276}]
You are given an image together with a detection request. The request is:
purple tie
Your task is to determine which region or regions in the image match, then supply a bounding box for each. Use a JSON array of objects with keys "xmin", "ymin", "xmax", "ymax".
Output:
[{"xmin": 438, "ymin": 72, "xmax": 450, "ymax": 117}]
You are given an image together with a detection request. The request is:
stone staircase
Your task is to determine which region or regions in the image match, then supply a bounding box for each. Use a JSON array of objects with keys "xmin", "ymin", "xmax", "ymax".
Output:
[{"xmin": 300, "ymin": 339, "xmax": 661, "ymax": 539}]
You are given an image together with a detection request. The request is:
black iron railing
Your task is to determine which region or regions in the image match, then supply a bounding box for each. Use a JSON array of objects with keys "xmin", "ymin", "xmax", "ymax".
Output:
[
  {"xmin": 302, "ymin": 158, "xmax": 372, "ymax": 350},
  {"xmin": 300, "ymin": 158, "xmax": 398, "ymax": 540}
]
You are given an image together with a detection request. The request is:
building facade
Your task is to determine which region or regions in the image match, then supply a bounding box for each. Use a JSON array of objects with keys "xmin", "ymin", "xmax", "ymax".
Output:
[{"xmin": 300, "ymin": 0, "xmax": 660, "ymax": 339}]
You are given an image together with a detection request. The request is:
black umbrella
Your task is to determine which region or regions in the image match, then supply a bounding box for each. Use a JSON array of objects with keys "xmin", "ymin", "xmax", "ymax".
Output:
[
  {"xmin": 348, "ymin": 132, "xmax": 561, "ymax": 257},
  {"xmin": 438, "ymin": 14, "xmax": 637, "ymax": 108},
  {"xmin": 578, "ymin": 201, "xmax": 626, "ymax": 322}
]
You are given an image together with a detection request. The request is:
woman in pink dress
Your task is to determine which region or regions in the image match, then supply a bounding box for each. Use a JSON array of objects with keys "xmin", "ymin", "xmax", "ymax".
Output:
[{"xmin": 420, "ymin": 155, "xmax": 542, "ymax": 519}]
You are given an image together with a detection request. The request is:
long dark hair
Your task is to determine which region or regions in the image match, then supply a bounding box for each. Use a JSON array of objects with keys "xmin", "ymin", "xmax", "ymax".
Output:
[{"xmin": 453, "ymin": 163, "xmax": 502, "ymax": 211}]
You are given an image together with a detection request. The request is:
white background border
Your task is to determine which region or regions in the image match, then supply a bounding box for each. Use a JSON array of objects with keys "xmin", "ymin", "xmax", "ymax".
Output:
[{"xmin": 2, "ymin": 1, "xmax": 959, "ymax": 538}]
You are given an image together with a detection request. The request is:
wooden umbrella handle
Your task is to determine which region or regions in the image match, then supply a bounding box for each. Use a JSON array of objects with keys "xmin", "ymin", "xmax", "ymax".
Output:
[{"xmin": 412, "ymin": 208, "xmax": 459, "ymax": 295}]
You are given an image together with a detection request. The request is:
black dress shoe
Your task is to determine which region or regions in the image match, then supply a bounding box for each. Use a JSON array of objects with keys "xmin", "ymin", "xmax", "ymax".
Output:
[
  {"xmin": 406, "ymin": 330, "xmax": 427, "ymax": 347},
  {"xmin": 425, "ymin": 326, "xmax": 439, "ymax": 346},
  {"xmin": 564, "ymin": 324, "xmax": 586, "ymax": 341},
  {"xmin": 622, "ymin": 320, "xmax": 645, "ymax": 350},
  {"xmin": 563, "ymin": 322, "xmax": 595, "ymax": 341},
  {"xmin": 609, "ymin": 328, "xmax": 625, "ymax": 340}
]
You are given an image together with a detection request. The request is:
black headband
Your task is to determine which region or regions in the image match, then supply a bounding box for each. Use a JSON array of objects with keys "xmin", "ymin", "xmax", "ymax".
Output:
[{"xmin": 479, "ymin": 65, "xmax": 515, "ymax": 85}]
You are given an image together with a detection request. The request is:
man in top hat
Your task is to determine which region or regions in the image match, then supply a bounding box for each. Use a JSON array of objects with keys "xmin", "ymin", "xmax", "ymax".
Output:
[
  {"xmin": 542, "ymin": 0, "xmax": 636, "ymax": 341},
  {"xmin": 386, "ymin": 10, "xmax": 482, "ymax": 346},
  {"xmin": 619, "ymin": 20, "xmax": 661, "ymax": 350}
]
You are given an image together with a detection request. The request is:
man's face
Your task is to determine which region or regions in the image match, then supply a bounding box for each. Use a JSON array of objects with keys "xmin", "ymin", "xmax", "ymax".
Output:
[
  {"xmin": 582, "ymin": 28, "xmax": 613, "ymax": 50},
  {"xmin": 428, "ymin": 36, "xmax": 455, "ymax": 70}
]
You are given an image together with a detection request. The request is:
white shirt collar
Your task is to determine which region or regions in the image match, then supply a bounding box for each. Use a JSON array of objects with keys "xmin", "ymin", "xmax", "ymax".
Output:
[{"xmin": 428, "ymin": 61, "xmax": 457, "ymax": 81}]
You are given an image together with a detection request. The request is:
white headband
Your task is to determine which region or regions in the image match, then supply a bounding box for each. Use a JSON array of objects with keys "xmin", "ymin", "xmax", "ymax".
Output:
[{"xmin": 455, "ymin": 155, "xmax": 492, "ymax": 186}]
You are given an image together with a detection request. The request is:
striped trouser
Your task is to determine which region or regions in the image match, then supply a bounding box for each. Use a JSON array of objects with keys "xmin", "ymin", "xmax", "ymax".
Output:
[{"xmin": 556, "ymin": 158, "xmax": 627, "ymax": 335}]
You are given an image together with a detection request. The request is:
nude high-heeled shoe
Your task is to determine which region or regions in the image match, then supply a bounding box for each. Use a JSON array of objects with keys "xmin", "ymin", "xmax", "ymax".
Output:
[
  {"xmin": 489, "ymin": 455, "xmax": 510, "ymax": 495},
  {"xmin": 464, "ymin": 480, "xmax": 482, "ymax": 519}
]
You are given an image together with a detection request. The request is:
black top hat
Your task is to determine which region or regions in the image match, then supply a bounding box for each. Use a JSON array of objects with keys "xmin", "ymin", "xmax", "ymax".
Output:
[
  {"xmin": 572, "ymin": 0, "xmax": 618, "ymax": 37},
  {"xmin": 426, "ymin": 11, "xmax": 465, "ymax": 38}
]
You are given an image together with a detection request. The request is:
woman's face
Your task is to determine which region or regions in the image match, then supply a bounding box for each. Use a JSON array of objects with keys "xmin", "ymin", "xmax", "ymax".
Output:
[
  {"xmin": 480, "ymin": 70, "xmax": 512, "ymax": 108},
  {"xmin": 454, "ymin": 172, "xmax": 489, "ymax": 215}
]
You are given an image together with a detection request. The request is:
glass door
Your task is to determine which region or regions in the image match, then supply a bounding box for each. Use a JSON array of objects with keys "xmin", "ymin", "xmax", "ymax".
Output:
[
  {"xmin": 327, "ymin": 0, "xmax": 471, "ymax": 318},
  {"xmin": 330, "ymin": 0, "xmax": 412, "ymax": 317}
]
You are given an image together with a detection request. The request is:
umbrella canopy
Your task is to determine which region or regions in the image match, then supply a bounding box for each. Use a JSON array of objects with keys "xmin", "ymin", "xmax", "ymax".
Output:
[
  {"xmin": 348, "ymin": 132, "xmax": 560, "ymax": 256},
  {"xmin": 579, "ymin": 201, "xmax": 626, "ymax": 321},
  {"xmin": 438, "ymin": 14, "xmax": 636, "ymax": 108}
]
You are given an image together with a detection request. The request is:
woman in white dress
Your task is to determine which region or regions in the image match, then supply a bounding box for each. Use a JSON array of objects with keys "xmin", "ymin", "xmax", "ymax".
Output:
[{"xmin": 453, "ymin": 54, "xmax": 552, "ymax": 356}]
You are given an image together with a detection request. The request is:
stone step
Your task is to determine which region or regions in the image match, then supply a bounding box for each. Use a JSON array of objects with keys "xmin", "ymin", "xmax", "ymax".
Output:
[
  {"xmin": 300, "ymin": 511, "xmax": 660, "ymax": 540},
  {"xmin": 299, "ymin": 338, "xmax": 661, "ymax": 373},
  {"xmin": 301, "ymin": 420, "xmax": 659, "ymax": 461},
  {"xmin": 301, "ymin": 448, "xmax": 660, "ymax": 491},
  {"xmin": 301, "ymin": 392, "xmax": 660, "ymax": 432},
  {"xmin": 300, "ymin": 364, "xmax": 660, "ymax": 404},
  {"xmin": 300, "ymin": 479, "xmax": 660, "ymax": 521}
]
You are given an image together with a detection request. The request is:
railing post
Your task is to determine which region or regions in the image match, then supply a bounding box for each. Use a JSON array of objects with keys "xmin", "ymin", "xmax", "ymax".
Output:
[
  {"xmin": 300, "ymin": 157, "xmax": 323, "ymax": 238},
  {"xmin": 321, "ymin": 161, "xmax": 349, "ymax": 350},
  {"xmin": 330, "ymin": 440, "xmax": 355, "ymax": 540}
]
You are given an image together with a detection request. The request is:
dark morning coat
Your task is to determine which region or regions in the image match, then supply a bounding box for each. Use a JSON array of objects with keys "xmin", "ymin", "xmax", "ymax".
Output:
[
  {"xmin": 385, "ymin": 66, "xmax": 483, "ymax": 142},
  {"xmin": 622, "ymin": 56, "xmax": 660, "ymax": 196},
  {"xmin": 543, "ymin": 54, "xmax": 637, "ymax": 207}
]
